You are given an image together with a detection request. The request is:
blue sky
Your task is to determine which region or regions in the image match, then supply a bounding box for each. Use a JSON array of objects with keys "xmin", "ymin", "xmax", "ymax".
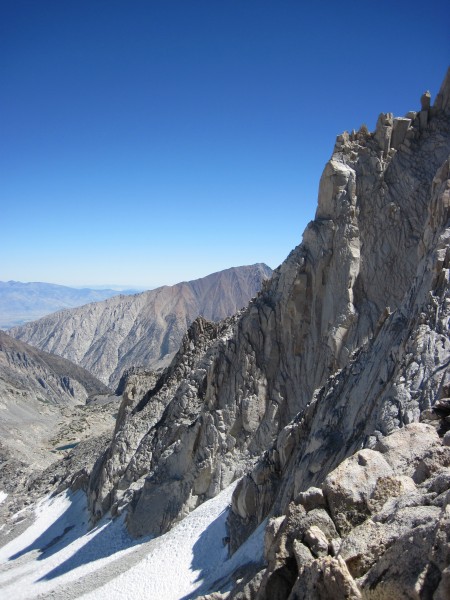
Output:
[{"xmin": 1, "ymin": 0, "xmax": 449, "ymax": 288}]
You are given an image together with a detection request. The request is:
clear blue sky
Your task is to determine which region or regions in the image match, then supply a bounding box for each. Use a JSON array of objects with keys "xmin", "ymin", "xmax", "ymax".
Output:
[{"xmin": 1, "ymin": 0, "xmax": 449, "ymax": 288}]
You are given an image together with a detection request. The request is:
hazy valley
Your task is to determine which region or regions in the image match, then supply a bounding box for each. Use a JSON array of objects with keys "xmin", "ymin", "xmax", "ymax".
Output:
[{"xmin": 0, "ymin": 281, "xmax": 136, "ymax": 329}]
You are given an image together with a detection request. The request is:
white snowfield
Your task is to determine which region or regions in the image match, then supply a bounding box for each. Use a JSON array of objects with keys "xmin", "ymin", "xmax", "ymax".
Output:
[
  {"xmin": 0, "ymin": 482, "xmax": 265, "ymax": 600},
  {"xmin": 0, "ymin": 492, "xmax": 7, "ymax": 504}
]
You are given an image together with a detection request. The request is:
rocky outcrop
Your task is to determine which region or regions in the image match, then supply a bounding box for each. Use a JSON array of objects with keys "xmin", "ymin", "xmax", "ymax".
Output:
[
  {"xmin": 84, "ymin": 70, "xmax": 450, "ymax": 596},
  {"xmin": 211, "ymin": 424, "xmax": 450, "ymax": 600},
  {"xmin": 88, "ymin": 314, "xmax": 244, "ymax": 528},
  {"xmin": 9, "ymin": 264, "xmax": 272, "ymax": 387},
  {"xmin": 225, "ymin": 70, "xmax": 450, "ymax": 557}
]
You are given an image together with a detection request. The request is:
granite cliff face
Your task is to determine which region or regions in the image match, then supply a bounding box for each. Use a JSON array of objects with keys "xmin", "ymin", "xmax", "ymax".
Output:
[
  {"xmin": 9, "ymin": 264, "xmax": 272, "ymax": 387},
  {"xmin": 84, "ymin": 69, "xmax": 450, "ymax": 597}
]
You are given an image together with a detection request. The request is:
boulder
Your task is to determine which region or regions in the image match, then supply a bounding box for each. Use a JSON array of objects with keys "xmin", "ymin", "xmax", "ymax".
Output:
[
  {"xmin": 290, "ymin": 556, "xmax": 361, "ymax": 599},
  {"xmin": 296, "ymin": 486, "xmax": 326, "ymax": 512},
  {"xmin": 323, "ymin": 449, "xmax": 393, "ymax": 533},
  {"xmin": 303, "ymin": 525, "xmax": 329, "ymax": 557},
  {"xmin": 374, "ymin": 423, "xmax": 441, "ymax": 479}
]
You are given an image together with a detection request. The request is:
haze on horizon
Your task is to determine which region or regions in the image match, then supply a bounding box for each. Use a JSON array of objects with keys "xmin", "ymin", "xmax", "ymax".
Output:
[{"xmin": 1, "ymin": 0, "xmax": 449, "ymax": 289}]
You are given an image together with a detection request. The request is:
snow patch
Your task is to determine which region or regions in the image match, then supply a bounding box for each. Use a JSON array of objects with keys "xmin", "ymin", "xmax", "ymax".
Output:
[
  {"xmin": 0, "ymin": 490, "xmax": 136, "ymax": 600},
  {"xmin": 0, "ymin": 492, "xmax": 7, "ymax": 504},
  {"xmin": 0, "ymin": 480, "xmax": 264, "ymax": 600},
  {"xmin": 79, "ymin": 483, "xmax": 238, "ymax": 600}
]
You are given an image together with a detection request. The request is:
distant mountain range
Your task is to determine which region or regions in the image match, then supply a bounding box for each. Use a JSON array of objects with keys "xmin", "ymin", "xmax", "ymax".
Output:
[
  {"xmin": 9, "ymin": 264, "xmax": 273, "ymax": 387},
  {"xmin": 0, "ymin": 281, "xmax": 138, "ymax": 329}
]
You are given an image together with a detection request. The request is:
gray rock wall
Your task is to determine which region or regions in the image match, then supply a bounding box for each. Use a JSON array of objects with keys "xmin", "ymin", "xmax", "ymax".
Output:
[{"xmin": 86, "ymin": 69, "xmax": 450, "ymax": 598}]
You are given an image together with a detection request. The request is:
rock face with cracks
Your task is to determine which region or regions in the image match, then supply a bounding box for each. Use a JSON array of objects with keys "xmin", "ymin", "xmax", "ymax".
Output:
[{"xmin": 86, "ymin": 69, "xmax": 450, "ymax": 597}]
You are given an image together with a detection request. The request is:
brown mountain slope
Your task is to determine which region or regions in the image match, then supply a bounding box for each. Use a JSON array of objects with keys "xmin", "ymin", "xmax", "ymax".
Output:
[{"xmin": 9, "ymin": 263, "xmax": 272, "ymax": 387}]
